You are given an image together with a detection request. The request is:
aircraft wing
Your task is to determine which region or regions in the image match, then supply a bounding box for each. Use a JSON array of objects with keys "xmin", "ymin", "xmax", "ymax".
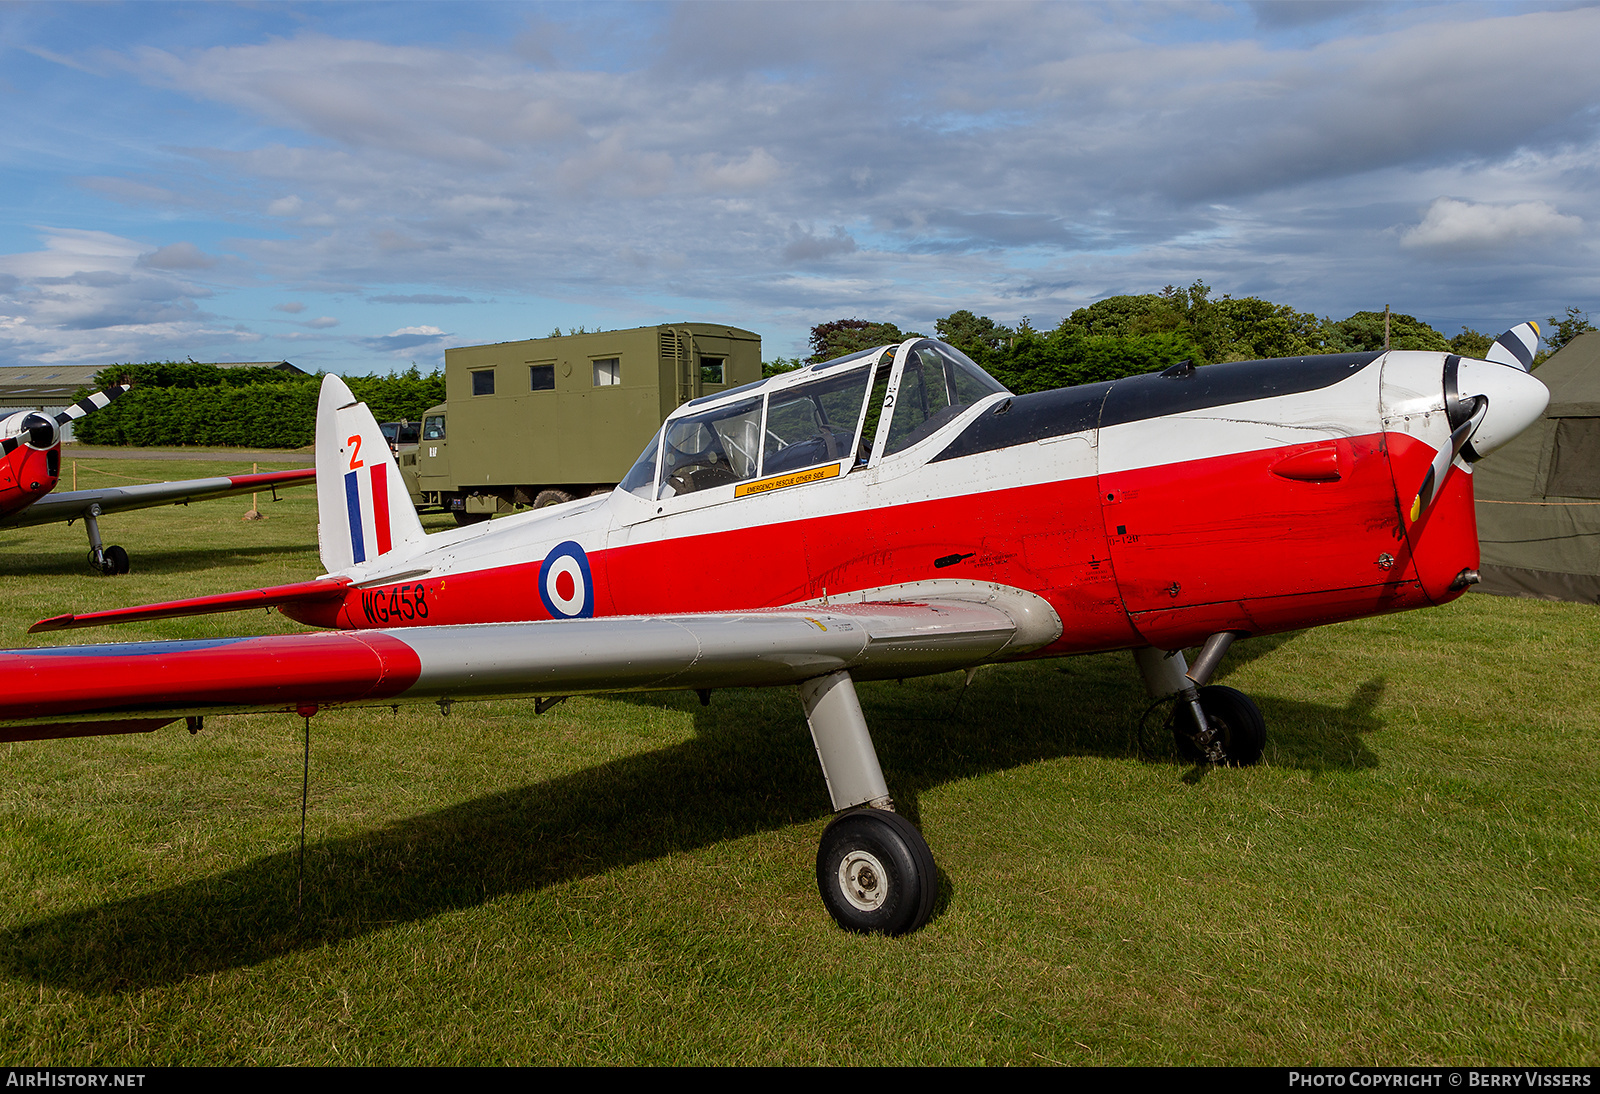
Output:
[
  {"xmin": 0, "ymin": 589, "xmax": 1061, "ymax": 743},
  {"xmin": 0, "ymin": 467, "xmax": 316, "ymax": 530},
  {"xmin": 30, "ymin": 575, "xmax": 354, "ymax": 633}
]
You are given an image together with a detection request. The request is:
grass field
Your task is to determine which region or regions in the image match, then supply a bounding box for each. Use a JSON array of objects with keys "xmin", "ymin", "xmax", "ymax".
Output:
[{"xmin": 1, "ymin": 453, "xmax": 1596, "ymax": 1065}]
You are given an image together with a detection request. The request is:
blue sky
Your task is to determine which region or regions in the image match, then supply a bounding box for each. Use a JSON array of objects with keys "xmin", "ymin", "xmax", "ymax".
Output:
[{"xmin": 1, "ymin": 1, "xmax": 1596, "ymax": 374}]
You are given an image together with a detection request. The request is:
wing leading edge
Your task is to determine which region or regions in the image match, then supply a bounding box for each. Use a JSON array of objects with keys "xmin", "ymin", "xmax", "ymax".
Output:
[
  {"xmin": 0, "ymin": 588, "xmax": 1061, "ymax": 743},
  {"xmin": 0, "ymin": 467, "xmax": 316, "ymax": 530}
]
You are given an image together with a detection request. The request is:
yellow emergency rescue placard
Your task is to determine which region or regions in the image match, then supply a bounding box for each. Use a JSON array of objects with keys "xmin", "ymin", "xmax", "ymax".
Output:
[{"xmin": 734, "ymin": 462, "xmax": 842, "ymax": 498}]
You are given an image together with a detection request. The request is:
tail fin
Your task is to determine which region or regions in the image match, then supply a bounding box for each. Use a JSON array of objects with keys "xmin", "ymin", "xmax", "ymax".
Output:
[{"xmin": 315, "ymin": 374, "xmax": 427, "ymax": 573}]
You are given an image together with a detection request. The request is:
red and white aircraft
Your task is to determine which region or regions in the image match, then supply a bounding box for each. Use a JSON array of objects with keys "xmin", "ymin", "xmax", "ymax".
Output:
[
  {"xmin": 1, "ymin": 326, "xmax": 1549, "ymax": 934},
  {"xmin": 0, "ymin": 387, "xmax": 316, "ymax": 574}
]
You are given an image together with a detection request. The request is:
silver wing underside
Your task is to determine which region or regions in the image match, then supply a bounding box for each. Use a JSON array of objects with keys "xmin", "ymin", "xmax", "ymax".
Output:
[{"xmin": 0, "ymin": 581, "xmax": 1064, "ymax": 736}]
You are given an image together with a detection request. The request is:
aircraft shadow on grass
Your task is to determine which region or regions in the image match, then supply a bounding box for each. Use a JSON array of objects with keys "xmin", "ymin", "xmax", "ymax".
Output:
[
  {"xmin": 1, "ymin": 645, "xmax": 1385, "ymax": 995},
  {"xmin": 0, "ymin": 544, "xmax": 315, "ymax": 579}
]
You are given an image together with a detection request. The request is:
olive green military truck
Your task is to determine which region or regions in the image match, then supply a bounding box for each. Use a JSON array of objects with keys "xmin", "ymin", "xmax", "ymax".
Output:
[{"xmin": 399, "ymin": 323, "xmax": 761, "ymax": 522}]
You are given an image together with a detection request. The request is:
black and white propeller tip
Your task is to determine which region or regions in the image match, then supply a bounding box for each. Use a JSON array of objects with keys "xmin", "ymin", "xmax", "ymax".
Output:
[
  {"xmin": 54, "ymin": 383, "xmax": 130, "ymax": 426},
  {"xmin": 1409, "ymin": 321, "xmax": 1549, "ymax": 524},
  {"xmin": 1484, "ymin": 320, "xmax": 1540, "ymax": 372}
]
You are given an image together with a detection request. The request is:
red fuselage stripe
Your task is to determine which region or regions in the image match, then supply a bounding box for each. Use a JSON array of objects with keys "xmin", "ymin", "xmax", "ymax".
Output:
[{"xmin": 311, "ymin": 430, "xmax": 1478, "ymax": 655}]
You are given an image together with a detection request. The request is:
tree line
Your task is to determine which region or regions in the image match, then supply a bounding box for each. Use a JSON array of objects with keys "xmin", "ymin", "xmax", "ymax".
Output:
[
  {"xmin": 71, "ymin": 289, "xmax": 1594, "ymax": 447},
  {"xmin": 72, "ymin": 364, "xmax": 444, "ymax": 448},
  {"xmin": 769, "ymin": 286, "xmax": 1594, "ymax": 395}
]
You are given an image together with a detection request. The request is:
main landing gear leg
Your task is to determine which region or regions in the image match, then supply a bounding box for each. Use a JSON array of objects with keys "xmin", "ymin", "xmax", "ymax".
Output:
[
  {"xmin": 81, "ymin": 504, "xmax": 129, "ymax": 575},
  {"xmin": 799, "ymin": 671, "xmax": 937, "ymax": 936},
  {"xmin": 1133, "ymin": 632, "xmax": 1263, "ymax": 766}
]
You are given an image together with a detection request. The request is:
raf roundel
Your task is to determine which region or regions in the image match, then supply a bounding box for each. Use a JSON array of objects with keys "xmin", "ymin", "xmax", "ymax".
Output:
[{"xmin": 538, "ymin": 540, "xmax": 595, "ymax": 619}]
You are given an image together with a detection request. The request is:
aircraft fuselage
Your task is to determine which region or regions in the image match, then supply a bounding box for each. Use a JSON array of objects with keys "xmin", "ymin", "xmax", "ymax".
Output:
[{"xmin": 292, "ymin": 347, "xmax": 1486, "ymax": 657}]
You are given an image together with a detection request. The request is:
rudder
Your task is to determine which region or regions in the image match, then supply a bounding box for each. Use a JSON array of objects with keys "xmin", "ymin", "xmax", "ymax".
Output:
[{"xmin": 315, "ymin": 374, "xmax": 427, "ymax": 573}]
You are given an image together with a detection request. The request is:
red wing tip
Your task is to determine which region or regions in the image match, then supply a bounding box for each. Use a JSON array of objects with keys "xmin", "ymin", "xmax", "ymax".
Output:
[
  {"xmin": 226, "ymin": 468, "xmax": 317, "ymax": 487},
  {"xmin": 29, "ymin": 614, "xmax": 74, "ymax": 634}
]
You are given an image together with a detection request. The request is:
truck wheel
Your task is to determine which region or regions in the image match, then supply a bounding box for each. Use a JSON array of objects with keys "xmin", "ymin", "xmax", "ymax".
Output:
[{"xmin": 533, "ymin": 489, "xmax": 573, "ymax": 508}]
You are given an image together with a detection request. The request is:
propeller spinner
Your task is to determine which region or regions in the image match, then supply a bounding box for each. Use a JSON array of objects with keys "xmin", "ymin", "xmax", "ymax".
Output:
[{"xmin": 1409, "ymin": 322, "xmax": 1549, "ymax": 523}]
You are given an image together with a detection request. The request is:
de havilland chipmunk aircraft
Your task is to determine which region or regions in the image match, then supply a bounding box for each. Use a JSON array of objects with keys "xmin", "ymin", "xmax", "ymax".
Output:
[
  {"xmin": 0, "ymin": 324, "xmax": 1550, "ymax": 935},
  {"xmin": 0, "ymin": 385, "xmax": 316, "ymax": 573}
]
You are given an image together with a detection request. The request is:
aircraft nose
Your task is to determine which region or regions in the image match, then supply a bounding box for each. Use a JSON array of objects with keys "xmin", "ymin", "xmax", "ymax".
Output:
[
  {"xmin": 20, "ymin": 412, "xmax": 61, "ymax": 452},
  {"xmin": 1453, "ymin": 356, "xmax": 1549, "ymax": 460}
]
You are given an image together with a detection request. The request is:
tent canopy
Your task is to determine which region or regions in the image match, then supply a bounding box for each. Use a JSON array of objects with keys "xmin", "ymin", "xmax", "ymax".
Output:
[{"xmin": 1473, "ymin": 329, "xmax": 1600, "ymax": 603}]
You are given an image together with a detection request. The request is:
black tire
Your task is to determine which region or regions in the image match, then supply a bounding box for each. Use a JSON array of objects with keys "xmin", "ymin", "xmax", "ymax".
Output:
[
  {"xmin": 105, "ymin": 545, "xmax": 130, "ymax": 575},
  {"xmin": 816, "ymin": 809, "xmax": 937, "ymax": 936},
  {"xmin": 533, "ymin": 489, "xmax": 573, "ymax": 508},
  {"xmin": 452, "ymin": 510, "xmax": 492, "ymax": 526},
  {"xmin": 1174, "ymin": 684, "xmax": 1265, "ymax": 766}
]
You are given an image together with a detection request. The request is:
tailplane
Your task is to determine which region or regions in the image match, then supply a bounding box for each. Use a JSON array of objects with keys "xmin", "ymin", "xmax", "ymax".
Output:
[{"xmin": 315, "ymin": 374, "xmax": 427, "ymax": 572}]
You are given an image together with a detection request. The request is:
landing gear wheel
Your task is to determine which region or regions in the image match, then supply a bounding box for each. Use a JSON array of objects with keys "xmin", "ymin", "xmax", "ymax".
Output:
[
  {"xmin": 1174, "ymin": 684, "xmax": 1265, "ymax": 766},
  {"xmin": 816, "ymin": 808, "xmax": 937, "ymax": 936},
  {"xmin": 532, "ymin": 489, "xmax": 573, "ymax": 508},
  {"xmin": 90, "ymin": 545, "xmax": 129, "ymax": 575}
]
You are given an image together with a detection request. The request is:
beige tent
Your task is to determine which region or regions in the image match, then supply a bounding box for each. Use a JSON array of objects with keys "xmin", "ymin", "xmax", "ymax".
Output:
[{"xmin": 1473, "ymin": 329, "xmax": 1600, "ymax": 602}]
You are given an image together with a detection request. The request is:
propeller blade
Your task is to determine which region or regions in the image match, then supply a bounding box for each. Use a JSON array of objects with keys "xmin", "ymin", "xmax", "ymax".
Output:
[
  {"xmin": 1484, "ymin": 321, "xmax": 1540, "ymax": 372},
  {"xmin": 1410, "ymin": 396, "xmax": 1486, "ymax": 523},
  {"xmin": 53, "ymin": 384, "xmax": 129, "ymax": 427}
]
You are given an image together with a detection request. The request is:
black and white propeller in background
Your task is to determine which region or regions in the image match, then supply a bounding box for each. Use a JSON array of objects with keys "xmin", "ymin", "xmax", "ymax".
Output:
[{"xmin": 0, "ymin": 384, "xmax": 129, "ymax": 456}]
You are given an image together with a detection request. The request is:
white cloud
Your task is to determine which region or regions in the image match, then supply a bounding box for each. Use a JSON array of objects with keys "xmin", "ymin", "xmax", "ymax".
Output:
[
  {"xmin": 0, "ymin": 229, "xmax": 242, "ymax": 365},
  {"xmin": 306, "ymin": 316, "xmax": 340, "ymax": 329},
  {"xmin": 694, "ymin": 149, "xmax": 781, "ymax": 193},
  {"xmin": 1401, "ymin": 198, "xmax": 1583, "ymax": 253},
  {"xmin": 138, "ymin": 242, "xmax": 219, "ymax": 270},
  {"xmin": 9, "ymin": 4, "xmax": 1600, "ymax": 367},
  {"xmin": 783, "ymin": 226, "xmax": 858, "ymax": 265}
]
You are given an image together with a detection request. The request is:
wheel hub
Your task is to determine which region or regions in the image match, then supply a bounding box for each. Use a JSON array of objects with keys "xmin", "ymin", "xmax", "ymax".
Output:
[{"xmin": 837, "ymin": 850, "xmax": 888, "ymax": 911}]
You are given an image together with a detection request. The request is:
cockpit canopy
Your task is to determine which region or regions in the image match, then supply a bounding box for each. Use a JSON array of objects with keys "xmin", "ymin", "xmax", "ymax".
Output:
[{"xmin": 619, "ymin": 338, "xmax": 1008, "ymax": 501}]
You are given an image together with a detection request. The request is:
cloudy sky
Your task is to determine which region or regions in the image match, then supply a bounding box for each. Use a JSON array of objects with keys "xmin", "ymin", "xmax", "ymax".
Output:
[{"xmin": 1, "ymin": 1, "xmax": 1596, "ymax": 373}]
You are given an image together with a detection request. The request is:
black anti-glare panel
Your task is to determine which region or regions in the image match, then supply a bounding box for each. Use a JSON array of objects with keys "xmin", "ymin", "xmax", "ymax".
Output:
[{"xmin": 931, "ymin": 352, "xmax": 1383, "ymax": 463}]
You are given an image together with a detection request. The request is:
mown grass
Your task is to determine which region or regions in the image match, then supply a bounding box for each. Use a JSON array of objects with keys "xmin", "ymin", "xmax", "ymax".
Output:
[{"xmin": 1, "ymin": 454, "xmax": 1596, "ymax": 1064}]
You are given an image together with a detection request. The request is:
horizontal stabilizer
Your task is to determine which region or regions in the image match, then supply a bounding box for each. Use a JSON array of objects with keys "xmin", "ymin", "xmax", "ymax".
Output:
[{"xmin": 30, "ymin": 576, "xmax": 352, "ymax": 633}]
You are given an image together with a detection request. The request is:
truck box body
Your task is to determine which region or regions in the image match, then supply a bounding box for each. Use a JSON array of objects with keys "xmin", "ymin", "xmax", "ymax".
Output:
[{"xmin": 408, "ymin": 323, "xmax": 761, "ymax": 516}]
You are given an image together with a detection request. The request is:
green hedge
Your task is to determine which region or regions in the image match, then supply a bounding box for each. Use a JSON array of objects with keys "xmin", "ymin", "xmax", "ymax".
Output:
[{"xmin": 74, "ymin": 365, "xmax": 445, "ymax": 448}]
